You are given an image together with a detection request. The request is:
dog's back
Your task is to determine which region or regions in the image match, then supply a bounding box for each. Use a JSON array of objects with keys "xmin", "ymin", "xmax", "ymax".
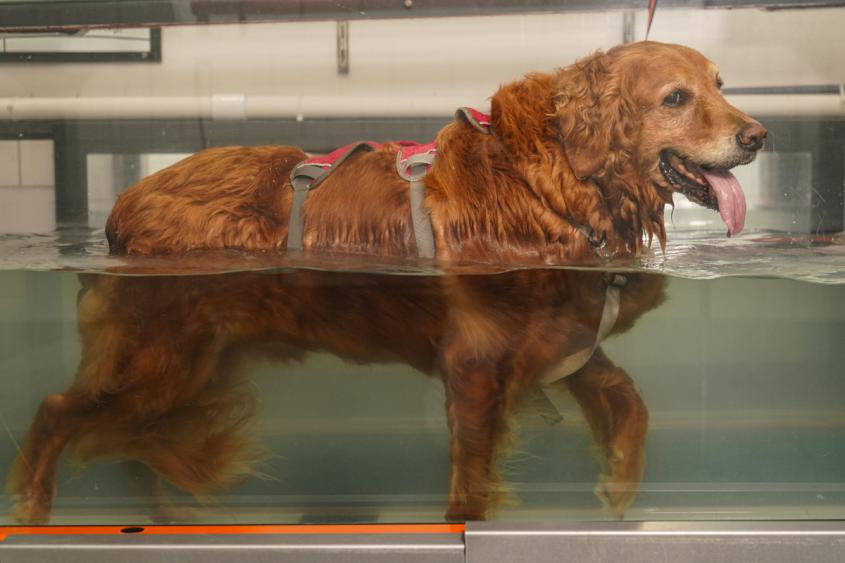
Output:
[
  {"xmin": 106, "ymin": 145, "xmax": 306, "ymax": 255},
  {"xmin": 105, "ymin": 141, "xmax": 428, "ymax": 257}
]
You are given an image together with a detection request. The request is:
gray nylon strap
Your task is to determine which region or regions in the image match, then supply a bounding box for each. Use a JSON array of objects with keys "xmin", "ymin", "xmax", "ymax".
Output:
[
  {"xmin": 292, "ymin": 164, "xmax": 330, "ymax": 190},
  {"xmin": 310, "ymin": 142, "xmax": 377, "ymax": 189},
  {"xmin": 409, "ymin": 178, "xmax": 435, "ymax": 259},
  {"xmin": 286, "ymin": 142, "xmax": 377, "ymax": 251},
  {"xmin": 531, "ymin": 273, "xmax": 627, "ymax": 425},
  {"xmin": 286, "ymin": 179, "xmax": 312, "ymax": 251},
  {"xmin": 539, "ymin": 273, "xmax": 628, "ymax": 386},
  {"xmin": 396, "ymin": 152, "xmax": 437, "ymax": 259}
]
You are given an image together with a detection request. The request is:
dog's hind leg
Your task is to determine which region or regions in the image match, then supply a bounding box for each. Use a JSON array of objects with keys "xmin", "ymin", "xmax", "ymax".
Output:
[
  {"xmin": 6, "ymin": 388, "xmax": 94, "ymax": 524},
  {"xmin": 563, "ymin": 348, "xmax": 648, "ymax": 518},
  {"xmin": 8, "ymin": 278, "xmax": 124, "ymax": 522},
  {"xmin": 8, "ymin": 278, "xmax": 143, "ymax": 524},
  {"xmin": 8, "ymin": 312, "xmax": 232, "ymax": 524}
]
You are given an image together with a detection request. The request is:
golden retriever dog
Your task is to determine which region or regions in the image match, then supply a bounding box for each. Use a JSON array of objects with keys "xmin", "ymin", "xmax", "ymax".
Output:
[
  {"xmin": 105, "ymin": 41, "xmax": 764, "ymax": 259},
  {"xmin": 8, "ymin": 41, "xmax": 765, "ymax": 524}
]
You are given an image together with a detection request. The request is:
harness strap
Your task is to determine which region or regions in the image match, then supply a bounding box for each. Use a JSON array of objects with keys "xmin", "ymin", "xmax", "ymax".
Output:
[
  {"xmin": 392, "ymin": 107, "xmax": 491, "ymax": 258},
  {"xmin": 286, "ymin": 107, "xmax": 492, "ymax": 254},
  {"xmin": 396, "ymin": 146, "xmax": 438, "ymax": 259},
  {"xmin": 540, "ymin": 272, "xmax": 628, "ymax": 386},
  {"xmin": 287, "ymin": 141, "xmax": 379, "ymax": 250},
  {"xmin": 286, "ymin": 184, "xmax": 311, "ymax": 251},
  {"xmin": 455, "ymin": 107, "xmax": 492, "ymax": 133}
]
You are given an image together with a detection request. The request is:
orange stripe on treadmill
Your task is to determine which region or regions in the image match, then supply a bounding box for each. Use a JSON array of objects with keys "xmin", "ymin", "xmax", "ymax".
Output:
[{"xmin": 0, "ymin": 523, "xmax": 465, "ymax": 541}]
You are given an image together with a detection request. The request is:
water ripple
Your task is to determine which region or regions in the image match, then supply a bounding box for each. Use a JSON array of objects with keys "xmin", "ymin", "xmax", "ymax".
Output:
[{"xmin": 1, "ymin": 228, "xmax": 844, "ymax": 284}]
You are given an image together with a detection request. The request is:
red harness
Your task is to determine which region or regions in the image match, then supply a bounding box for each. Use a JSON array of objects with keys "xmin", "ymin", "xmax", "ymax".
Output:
[{"xmin": 285, "ymin": 107, "xmax": 492, "ymax": 257}]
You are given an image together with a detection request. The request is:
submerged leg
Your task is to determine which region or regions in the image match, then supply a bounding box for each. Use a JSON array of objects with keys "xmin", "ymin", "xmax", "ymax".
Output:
[
  {"xmin": 563, "ymin": 348, "xmax": 649, "ymax": 517},
  {"xmin": 7, "ymin": 391, "xmax": 92, "ymax": 524},
  {"xmin": 7, "ymin": 330, "xmax": 232, "ymax": 524},
  {"xmin": 443, "ymin": 361, "xmax": 510, "ymax": 521},
  {"xmin": 123, "ymin": 461, "xmax": 202, "ymax": 524},
  {"xmin": 8, "ymin": 280, "xmax": 137, "ymax": 523}
]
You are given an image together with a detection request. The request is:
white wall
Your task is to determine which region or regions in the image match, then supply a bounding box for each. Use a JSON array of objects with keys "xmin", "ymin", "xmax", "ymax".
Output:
[
  {"xmin": 0, "ymin": 13, "xmax": 623, "ymax": 104},
  {"xmin": 642, "ymin": 8, "xmax": 845, "ymax": 88},
  {"xmin": 0, "ymin": 8, "xmax": 842, "ymax": 119}
]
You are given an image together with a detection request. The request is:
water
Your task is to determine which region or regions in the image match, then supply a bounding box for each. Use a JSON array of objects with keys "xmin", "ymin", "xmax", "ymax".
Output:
[
  {"xmin": 1, "ymin": 229, "xmax": 844, "ymax": 525},
  {"xmin": 3, "ymin": 227, "xmax": 845, "ymax": 282}
]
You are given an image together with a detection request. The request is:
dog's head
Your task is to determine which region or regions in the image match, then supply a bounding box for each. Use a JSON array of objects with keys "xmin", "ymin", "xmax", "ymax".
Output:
[{"xmin": 555, "ymin": 41, "xmax": 766, "ymax": 237}]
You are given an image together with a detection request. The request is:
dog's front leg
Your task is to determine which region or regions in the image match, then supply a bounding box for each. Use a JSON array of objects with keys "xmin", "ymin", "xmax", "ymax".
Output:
[
  {"xmin": 441, "ymin": 358, "xmax": 510, "ymax": 522},
  {"xmin": 562, "ymin": 347, "xmax": 649, "ymax": 517}
]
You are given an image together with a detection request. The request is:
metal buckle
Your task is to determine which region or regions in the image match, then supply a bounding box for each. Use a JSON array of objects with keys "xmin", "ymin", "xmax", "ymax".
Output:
[
  {"xmin": 290, "ymin": 163, "xmax": 331, "ymax": 192},
  {"xmin": 455, "ymin": 107, "xmax": 492, "ymax": 134},
  {"xmin": 605, "ymin": 272, "xmax": 628, "ymax": 288},
  {"xmin": 588, "ymin": 229, "xmax": 607, "ymax": 249},
  {"xmin": 396, "ymin": 151, "xmax": 436, "ymax": 182}
]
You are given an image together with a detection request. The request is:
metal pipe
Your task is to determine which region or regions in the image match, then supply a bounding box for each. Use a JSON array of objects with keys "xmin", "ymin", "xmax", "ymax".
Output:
[
  {"xmin": 1, "ymin": 93, "xmax": 842, "ymax": 121},
  {"xmin": 0, "ymin": 95, "xmax": 483, "ymax": 120}
]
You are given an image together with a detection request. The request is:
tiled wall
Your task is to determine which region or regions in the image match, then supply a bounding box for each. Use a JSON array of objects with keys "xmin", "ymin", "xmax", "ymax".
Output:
[{"xmin": 0, "ymin": 140, "xmax": 54, "ymax": 233}]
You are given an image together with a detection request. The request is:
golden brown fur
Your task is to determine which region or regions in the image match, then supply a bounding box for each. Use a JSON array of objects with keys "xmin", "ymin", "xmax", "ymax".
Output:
[{"xmin": 10, "ymin": 41, "xmax": 764, "ymax": 523}]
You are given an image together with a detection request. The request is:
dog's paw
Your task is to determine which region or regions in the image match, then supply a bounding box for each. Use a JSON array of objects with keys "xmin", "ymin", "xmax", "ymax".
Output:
[
  {"xmin": 595, "ymin": 475, "xmax": 636, "ymax": 518},
  {"xmin": 11, "ymin": 488, "xmax": 53, "ymax": 524},
  {"xmin": 593, "ymin": 447, "xmax": 643, "ymax": 518},
  {"xmin": 444, "ymin": 501, "xmax": 487, "ymax": 522}
]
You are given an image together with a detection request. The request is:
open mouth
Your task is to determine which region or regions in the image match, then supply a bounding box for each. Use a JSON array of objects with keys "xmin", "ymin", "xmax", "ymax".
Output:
[{"xmin": 658, "ymin": 150, "xmax": 747, "ymax": 237}]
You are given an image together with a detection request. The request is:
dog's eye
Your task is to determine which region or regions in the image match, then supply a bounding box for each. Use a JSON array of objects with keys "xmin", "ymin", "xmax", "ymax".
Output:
[{"xmin": 663, "ymin": 90, "xmax": 685, "ymax": 107}]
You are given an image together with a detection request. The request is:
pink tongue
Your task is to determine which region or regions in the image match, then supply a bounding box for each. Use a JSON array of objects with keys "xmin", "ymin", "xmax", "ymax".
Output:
[{"xmin": 700, "ymin": 169, "xmax": 746, "ymax": 237}]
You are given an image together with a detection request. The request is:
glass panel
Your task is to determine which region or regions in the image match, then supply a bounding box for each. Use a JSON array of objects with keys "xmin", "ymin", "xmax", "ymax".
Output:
[
  {"xmin": 0, "ymin": 269, "xmax": 843, "ymax": 524},
  {"xmin": 0, "ymin": 140, "xmax": 55, "ymax": 233},
  {"xmin": 0, "ymin": 0, "xmax": 843, "ymax": 528}
]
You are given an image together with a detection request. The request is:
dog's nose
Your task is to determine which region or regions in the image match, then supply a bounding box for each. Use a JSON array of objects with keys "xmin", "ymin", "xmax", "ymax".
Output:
[{"xmin": 736, "ymin": 123, "xmax": 767, "ymax": 151}]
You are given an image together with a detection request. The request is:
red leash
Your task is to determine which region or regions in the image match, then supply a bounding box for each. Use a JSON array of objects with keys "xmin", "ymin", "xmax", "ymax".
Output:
[{"xmin": 646, "ymin": 0, "xmax": 658, "ymax": 39}]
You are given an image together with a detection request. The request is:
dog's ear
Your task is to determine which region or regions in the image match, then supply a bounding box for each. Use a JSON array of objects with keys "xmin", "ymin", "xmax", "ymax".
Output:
[{"xmin": 555, "ymin": 52, "xmax": 621, "ymax": 180}]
